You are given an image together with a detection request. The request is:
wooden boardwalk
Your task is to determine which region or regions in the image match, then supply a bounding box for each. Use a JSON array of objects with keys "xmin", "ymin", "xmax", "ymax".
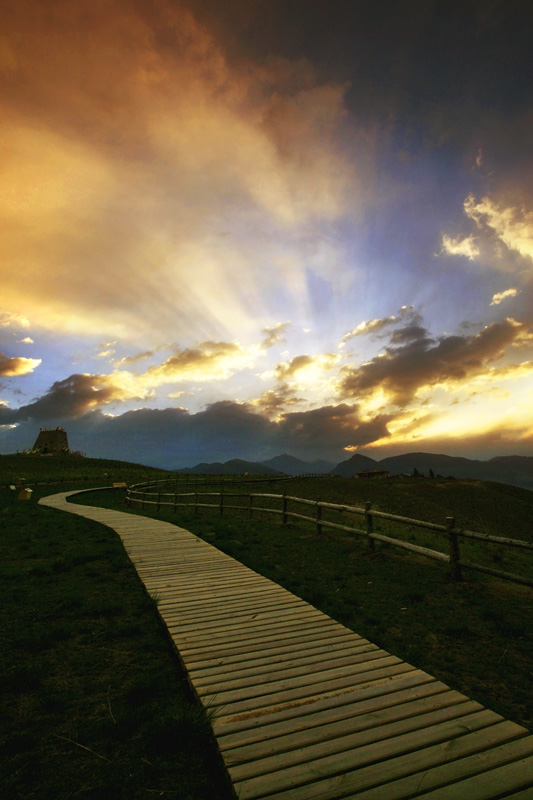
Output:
[{"xmin": 39, "ymin": 491, "xmax": 533, "ymax": 799}]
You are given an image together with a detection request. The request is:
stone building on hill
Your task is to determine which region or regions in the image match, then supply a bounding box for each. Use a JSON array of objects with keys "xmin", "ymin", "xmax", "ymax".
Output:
[{"xmin": 31, "ymin": 427, "xmax": 69, "ymax": 454}]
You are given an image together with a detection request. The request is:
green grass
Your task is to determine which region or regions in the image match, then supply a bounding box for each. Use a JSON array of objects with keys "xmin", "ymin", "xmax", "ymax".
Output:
[
  {"xmin": 74, "ymin": 476, "xmax": 533, "ymax": 731},
  {"xmin": 0, "ymin": 486, "xmax": 235, "ymax": 800}
]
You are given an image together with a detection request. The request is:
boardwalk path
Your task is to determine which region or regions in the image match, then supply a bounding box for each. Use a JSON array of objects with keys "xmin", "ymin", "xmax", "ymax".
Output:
[{"xmin": 39, "ymin": 491, "xmax": 533, "ymax": 799}]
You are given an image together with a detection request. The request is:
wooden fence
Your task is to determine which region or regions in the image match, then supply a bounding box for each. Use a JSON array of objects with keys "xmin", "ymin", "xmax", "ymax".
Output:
[{"xmin": 125, "ymin": 481, "xmax": 533, "ymax": 588}]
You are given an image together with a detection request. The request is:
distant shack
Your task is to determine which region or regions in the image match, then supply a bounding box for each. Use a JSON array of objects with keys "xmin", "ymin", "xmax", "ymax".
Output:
[
  {"xmin": 356, "ymin": 469, "xmax": 389, "ymax": 480},
  {"xmin": 31, "ymin": 427, "xmax": 69, "ymax": 455}
]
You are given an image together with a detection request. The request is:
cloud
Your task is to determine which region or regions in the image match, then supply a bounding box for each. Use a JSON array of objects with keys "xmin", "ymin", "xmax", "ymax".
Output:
[
  {"xmin": 0, "ymin": 352, "xmax": 41, "ymax": 377},
  {"xmin": 261, "ymin": 322, "xmax": 291, "ymax": 350},
  {"xmin": 251, "ymin": 382, "xmax": 304, "ymax": 416},
  {"xmin": 4, "ymin": 340, "xmax": 257, "ymax": 418},
  {"xmin": 0, "ymin": 0, "xmax": 363, "ymax": 343},
  {"xmin": 464, "ymin": 195, "xmax": 533, "ymax": 263},
  {"xmin": 115, "ymin": 349, "xmax": 161, "ymax": 367},
  {"xmin": 490, "ymin": 288, "xmax": 518, "ymax": 306},
  {"xmin": 338, "ymin": 318, "xmax": 528, "ymax": 407},
  {"xmin": 440, "ymin": 233, "xmax": 480, "ymax": 260},
  {"xmin": 143, "ymin": 341, "xmax": 256, "ymax": 385},
  {"xmin": 275, "ymin": 354, "xmax": 314, "ymax": 381},
  {"xmin": 340, "ymin": 306, "xmax": 418, "ymax": 345},
  {"xmin": 0, "ymin": 312, "xmax": 30, "ymax": 328},
  {"xmin": 277, "ymin": 405, "xmax": 392, "ymax": 454},
  {"xmin": 2, "ymin": 374, "xmax": 127, "ymax": 422},
  {"xmin": 20, "ymin": 337, "xmax": 34, "ymax": 344}
]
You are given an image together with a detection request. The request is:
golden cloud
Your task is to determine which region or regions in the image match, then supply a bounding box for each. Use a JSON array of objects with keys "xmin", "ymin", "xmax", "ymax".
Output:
[
  {"xmin": 464, "ymin": 195, "xmax": 533, "ymax": 263},
  {"xmin": 490, "ymin": 288, "xmax": 518, "ymax": 305},
  {"xmin": 261, "ymin": 322, "xmax": 291, "ymax": 350},
  {"xmin": 0, "ymin": 0, "xmax": 361, "ymax": 342},
  {"xmin": 440, "ymin": 233, "xmax": 480, "ymax": 260},
  {"xmin": 338, "ymin": 318, "xmax": 529, "ymax": 407},
  {"xmin": 0, "ymin": 352, "xmax": 42, "ymax": 377}
]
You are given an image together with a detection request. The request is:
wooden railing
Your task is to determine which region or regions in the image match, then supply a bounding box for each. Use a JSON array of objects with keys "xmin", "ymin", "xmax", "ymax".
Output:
[{"xmin": 125, "ymin": 482, "xmax": 533, "ymax": 588}]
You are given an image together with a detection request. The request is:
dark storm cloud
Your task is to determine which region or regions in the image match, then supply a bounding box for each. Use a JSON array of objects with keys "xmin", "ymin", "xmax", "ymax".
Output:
[
  {"xmin": 338, "ymin": 318, "xmax": 528, "ymax": 406},
  {"xmin": 189, "ymin": 0, "xmax": 533, "ymax": 122},
  {"xmin": 277, "ymin": 405, "xmax": 392, "ymax": 454},
  {"xmin": 2, "ymin": 398, "xmax": 394, "ymax": 465},
  {"xmin": 388, "ymin": 326, "xmax": 433, "ymax": 346},
  {"xmin": 10, "ymin": 375, "xmax": 122, "ymax": 421}
]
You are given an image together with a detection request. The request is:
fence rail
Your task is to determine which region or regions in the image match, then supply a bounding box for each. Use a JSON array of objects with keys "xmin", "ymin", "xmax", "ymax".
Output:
[{"xmin": 125, "ymin": 481, "xmax": 533, "ymax": 588}]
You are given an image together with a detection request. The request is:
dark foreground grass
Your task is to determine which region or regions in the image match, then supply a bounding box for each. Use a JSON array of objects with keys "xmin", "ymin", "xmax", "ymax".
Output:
[
  {"xmin": 0, "ymin": 488, "xmax": 235, "ymax": 800},
  {"xmin": 74, "ymin": 479, "xmax": 533, "ymax": 732}
]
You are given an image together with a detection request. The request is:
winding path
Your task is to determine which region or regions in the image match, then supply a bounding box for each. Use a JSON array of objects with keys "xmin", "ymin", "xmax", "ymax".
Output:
[{"xmin": 39, "ymin": 490, "xmax": 533, "ymax": 799}]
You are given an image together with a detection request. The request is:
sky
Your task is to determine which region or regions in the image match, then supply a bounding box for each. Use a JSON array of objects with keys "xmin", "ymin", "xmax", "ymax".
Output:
[{"xmin": 1, "ymin": 0, "xmax": 533, "ymax": 468}]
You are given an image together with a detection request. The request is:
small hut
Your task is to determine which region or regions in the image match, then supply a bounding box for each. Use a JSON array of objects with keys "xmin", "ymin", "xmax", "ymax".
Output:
[{"xmin": 356, "ymin": 468, "xmax": 389, "ymax": 480}]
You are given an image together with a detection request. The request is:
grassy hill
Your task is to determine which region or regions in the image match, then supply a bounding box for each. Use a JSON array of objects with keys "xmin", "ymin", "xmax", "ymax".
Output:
[{"xmin": 0, "ymin": 453, "xmax": 171, "ymax": 487}]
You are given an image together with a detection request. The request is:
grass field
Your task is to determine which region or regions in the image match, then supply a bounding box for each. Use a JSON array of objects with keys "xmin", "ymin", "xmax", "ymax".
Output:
[{"xmin": 2, "ymin": 455, "xmax": 532, "ymax": 799}]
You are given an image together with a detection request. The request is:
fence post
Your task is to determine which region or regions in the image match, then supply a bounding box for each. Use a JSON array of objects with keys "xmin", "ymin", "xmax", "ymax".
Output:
[
  {"xmin": 316, "ymin": 501, "xmax": 323, "ymax": 535},
  {"xmin": 219, "ymin": 489, "xmax": 224, "ymax": 516},
  {"xmin": 142, "ymin": 491, "xmax": 146, "ymax": 510},
  {"xmin": 173, "ymin": 491, "xmax": 177, "ymax": 514},
  {"xmin": 365, "ymin": 501, "xmax": 375, "ymax": 550},
  {"xmin": 282, "ymin": 494, "xmax": 287, "ymax": 525},
  {"xmin": 446, "ymin": 516, "xmax": 462, "ymax": 581},
  {"xmin": 194, "ymin": 491, "xmax": 198, "ymax": 515},
  {"xmin": 249, "ymin": 494, "xmax": 254, "ymax": 519},
  {"xmin": 157, "ymin": 491, "xmax": 161, "ymax": 512}
]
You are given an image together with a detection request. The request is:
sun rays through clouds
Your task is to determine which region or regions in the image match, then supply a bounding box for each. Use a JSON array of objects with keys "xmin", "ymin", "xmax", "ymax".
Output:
[{"xmin": 1, "ymin": 0, "xmax": 533, "ymax": 464}]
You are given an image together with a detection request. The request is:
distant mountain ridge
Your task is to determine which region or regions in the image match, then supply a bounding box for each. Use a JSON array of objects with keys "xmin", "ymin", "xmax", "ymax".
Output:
[
  {"xmin": 331, "ymin": 452, "xmax": 533, "ymax": 490},
  {"xmin": 260, "ymin": 453, "xmax": 335, "ymax": 475},
  {"xmin": 176, "ymin": 452, "xmax": 533, "ymax": 490},
  {"xmin": 175, "ymin": 459, "xmax": 282, "ymax": 476}
]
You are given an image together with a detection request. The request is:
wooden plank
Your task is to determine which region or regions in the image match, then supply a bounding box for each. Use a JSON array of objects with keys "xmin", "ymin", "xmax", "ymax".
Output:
[
  {"xmin": 214, "ymin": 676, "xmax": 446, "ymax": 744},
  {"xmin": 203, "ymin": 663, "xmax": 417, "ymax": 717},
  {"xmin": 149, "ymin": 580, "xmax": 286, "ymax": 601},
  {"xmin": 174, "ymin": 616, "xmax": 337, "ymax": 650},
  {"xmin": 191, "ymin": 641, "xmax": 380, "ymax": 687},
  {"xmin": 228, "ymin": 701, "xmax": 485, "ymax": 782},
  {"xmin": 180, "ymin": 625, "xmax": 359, "ymax": 664},
  {"xmin": 327, "ymin": 736, "xmax": 533, "ymax": 799},
  {"xmin": 411, "ymin": 754, "xmax": 533, "ymax": 799},
  {"xmin": 236, "ymin": 720, "xmax": 525, "ymax": 800},
  {"xmin": 219, "ymin": 690, "xmax": 472, "ymax": 763},
  {"xmin": 199, "ymin": 652, "xmax": 397, "ymax": 700},
  {"xmin": 165, "ymin": 605, "xmax": 327, "ymax": 637},
  {"xmin": 160, "ymin": 598, "xmax": 307, "ymax": 624},
  {"xmin": 174, "ymin": 618, "xmax": 347, "ymax": 655},
  {"xmin": 185, "ymin": 629, "xmax": 363, "ymax": 671}
]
